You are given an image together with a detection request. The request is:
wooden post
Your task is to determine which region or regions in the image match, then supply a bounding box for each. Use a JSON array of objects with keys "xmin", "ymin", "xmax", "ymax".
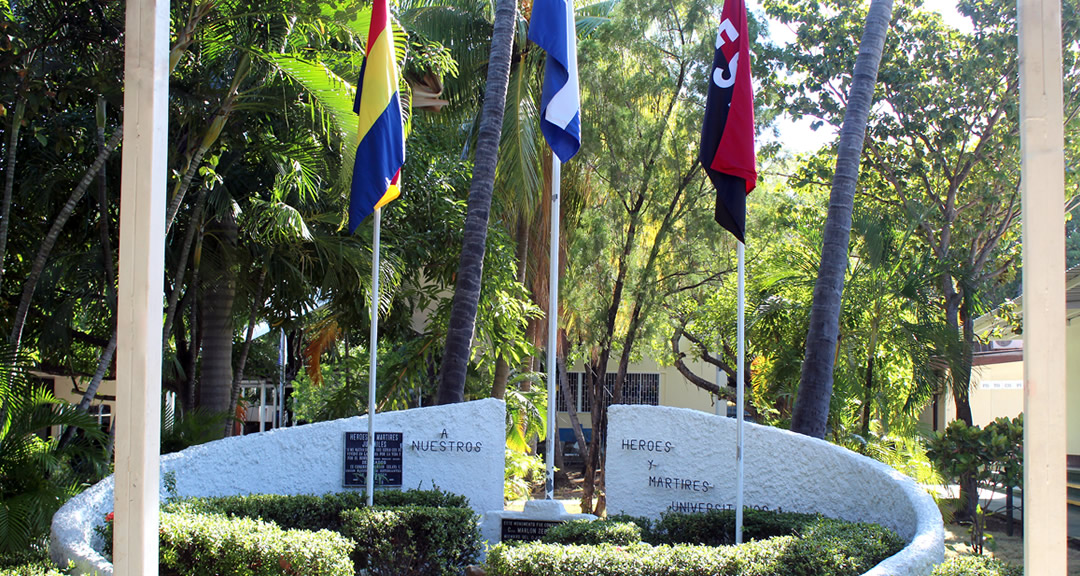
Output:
[
  {"xmin": 1018, "ymin": 0, "xmax": 1067, "ymax": 573},
  {"xmin": 114, "ymin": 0, "xmax": 168, "ymax": 573}
]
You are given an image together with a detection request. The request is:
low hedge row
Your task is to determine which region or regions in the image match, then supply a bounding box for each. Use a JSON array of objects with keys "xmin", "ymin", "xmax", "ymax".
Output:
[
  {"xmin": 340, "ymin": 505, "xmax": 481, "ymax": 576},
  {"xmin": 490, "ymin": 512, "xmax": 904, "ymax": 576},
  {"xmin": 543, "ymin": 519, "xmax": 643, "ymax": 546},
  {"xmin": 100, "ymin": 490, "xmax": 481, "ymax": 576},
  {"xmin": 930, "ymin": 555, "xmax": 1021, "ymax": 576},
  {"xmin": 608, "ymin": 508, "xmax": 829, "ymax": 546},
  {"xmin": 169, "ymin": 488, "xmax": 469, "ymax": 533},
  {"xmin": 159, "ymin": 510, "xmax": 354, "ymax": 576}
]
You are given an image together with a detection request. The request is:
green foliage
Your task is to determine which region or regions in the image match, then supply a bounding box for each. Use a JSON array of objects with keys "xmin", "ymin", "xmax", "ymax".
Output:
[
  {"xmin": 926, "ymin": 417, "xmax": 1024, "ymax": 489},
  {"xmin": 0, "ymin": 356, "xmax": 108, "ymax": 554},
  {"xmin": 927, "ymin": 416, "xmax": 1023, "ymax": 553},
  {"xmin": 487, "ymin": 515, "xmax": 903, "ymax": 576},
  {"xmin": 931, "ymin": 555, "xmax": 1021, "ymax": 576},
  {"xmin": 0, "ymin": 565, "xmax": 65, "ymax": 576},
  {"xmin": 504, "ymin": 448, "xmax": 544, "ymax": 502},
  {"xmin": 166, "ymin": 489, "xmax": 469, "ymax": 534},
  {"xmin": 611, "ymin": 508, "xmax": 853, "ymax": 547},
  {"xmin": 542, "ymin": 519, "xmax": 643, "ymax": 546},
  {"xmin": 160, "ymin": 402, "xmax": 232, "ymax": 455},
  {"xmin": 505, "ymin": 379, "xmax": 546, "ymax": 453},
  {"xmin": 0, "ymin": 541, "xmax": 66, "ymax": 576},
  {"xmin": 339, "ymin": 505, "xmax": 481, "ymax": 576},
  {"xmin": 159, "ymin": 509, "xmax": 354, "ymax": 576}
]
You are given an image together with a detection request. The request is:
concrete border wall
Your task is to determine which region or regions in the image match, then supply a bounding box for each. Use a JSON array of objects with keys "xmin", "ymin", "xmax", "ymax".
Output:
[
  {"xmin": 51, "ymin": 399, "xmax": 505, "ymax": 576},
  {"xmin": 606, "ymin": 405, "xmax": 944, "ymax": 576}
]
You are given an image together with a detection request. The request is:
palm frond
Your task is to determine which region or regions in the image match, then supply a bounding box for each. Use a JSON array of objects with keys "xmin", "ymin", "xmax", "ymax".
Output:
[{"xmin": 258, "ymin": 51, "xmax": 359, "ymax": 145}]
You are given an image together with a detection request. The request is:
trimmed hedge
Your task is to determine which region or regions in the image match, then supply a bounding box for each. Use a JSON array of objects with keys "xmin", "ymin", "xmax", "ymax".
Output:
[
  {"xmin": 543, "ymin": 519, "xmax": 643, "ymax": 546},
  {"xmin": 159, "ymin": 509, "xmax": 354, "ymax": 576},
  {"xmin": 931, "ymin": 555, "xmax": 1022, "ymax": 576},
  {"xmin": 488, "ymin": 514, "xmax": 904, "ymax": 576},
  {"xmin": 168, "ymin": 489, "xmax": 469, "ymax": 533},
  {"xmin": 339, "ymin": 505, "xmax": 482, "ymax": 576},
  {"xmin": 610, "ymin": 508, "xmax": 828, "ymax": 546}
]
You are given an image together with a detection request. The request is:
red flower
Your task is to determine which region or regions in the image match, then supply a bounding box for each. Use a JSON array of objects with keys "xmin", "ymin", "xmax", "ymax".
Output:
[{"xmin": 105, "ymin": 512, "xmax": 114, "ymax": 522}]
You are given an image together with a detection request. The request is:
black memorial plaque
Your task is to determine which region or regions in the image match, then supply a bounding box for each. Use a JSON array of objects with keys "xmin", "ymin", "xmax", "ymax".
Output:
[
  {"xmin": 343, "ymin": 432, "xmax": 403, "ymax": 488},
  {"xmin": 500, "ymin": 519, "xmax": 562, "ymax": 542}
]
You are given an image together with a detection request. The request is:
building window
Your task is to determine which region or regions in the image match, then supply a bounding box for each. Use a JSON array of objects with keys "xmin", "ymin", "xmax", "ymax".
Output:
[
  {"xmin": 88, "ymin": 404, "xmax": 112, "ymax": 434},
  {"xmin": 557, "ymin": 372, "xmax": 660, "ymax": 412}
]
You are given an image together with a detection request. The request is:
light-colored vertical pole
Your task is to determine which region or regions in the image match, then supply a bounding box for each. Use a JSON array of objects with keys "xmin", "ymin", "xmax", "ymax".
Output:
[
  {"xmin": 114, "ymin": 0, "xmax": 168, "ymax": 572},
  {"xmin": 735, "ymin": 241, "xmax": 745, "ymax": 544},
  {"xmin": 259, "ymin": 385, "xmax": 266, "ymax": 433},
  {"xmin": 546, "ymin": 157, "xmax": 561, "ymax": 500},
  {"xmin": 715, "ymin": 368, "xmax": 723, "ymax": 416},
  {"xmin": 1019, "ymin": 0, "xmax": 1066, "ymax": 574},
  {"xmin": 278, "ymin": 329, "xmax": 286, "ymax": 427},
  {"xmin": 367, "ymin": 208, "xmax": 382, "ymax": 507}
]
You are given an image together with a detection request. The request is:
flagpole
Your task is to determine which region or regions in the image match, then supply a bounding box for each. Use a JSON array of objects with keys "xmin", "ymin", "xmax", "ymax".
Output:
[
  {"xmin": 735, "ymin": 240, "xmax": 745, "ymax": 544},
  {"xmin": 367, "ymin": 207, "xmax": 381, "ymax": 508},
  {"xmin": 546, "ymin": 157, "xmax": 561, "ymax": 500}
]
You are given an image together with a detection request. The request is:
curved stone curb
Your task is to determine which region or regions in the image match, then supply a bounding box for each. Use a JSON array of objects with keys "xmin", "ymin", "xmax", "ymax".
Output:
[
  {"xmin": 51, "ymin": 399, "xmax": 506, "ymax": 575},
  {"xmin": 606, "ymin": 405, "xmax": 944, "ymax": 576}
]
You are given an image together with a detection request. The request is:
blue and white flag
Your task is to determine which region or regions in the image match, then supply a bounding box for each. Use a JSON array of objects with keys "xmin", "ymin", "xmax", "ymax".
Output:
[{"xmin": 529, "ymin": 0, "xmax": 581, "ymax": 162}]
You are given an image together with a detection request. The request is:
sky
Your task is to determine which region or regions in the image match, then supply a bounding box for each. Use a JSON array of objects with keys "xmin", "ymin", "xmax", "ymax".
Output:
[{"xmin": 760, "ymin": 0, "xmax": 971, "ymax": 154}]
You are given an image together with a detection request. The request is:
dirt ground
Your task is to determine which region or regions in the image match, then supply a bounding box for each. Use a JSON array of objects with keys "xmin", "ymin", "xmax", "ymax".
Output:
[{"xmin": 943, "ymin": 517, "xmax": 1080, "ymax": 575}]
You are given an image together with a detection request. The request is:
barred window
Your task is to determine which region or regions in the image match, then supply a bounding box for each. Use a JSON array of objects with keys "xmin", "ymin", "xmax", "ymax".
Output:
[
  {"xmin": 556, "ymin": 372, "xmax": 581, "ymax": 411},
  {"xmin": 557, "ymin": 372, "xmax": 659, "ymax": 412}
]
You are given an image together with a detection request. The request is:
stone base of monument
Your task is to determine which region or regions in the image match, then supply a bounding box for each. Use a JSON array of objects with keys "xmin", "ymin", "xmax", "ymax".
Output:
[
  {"xmin": 606, "ymin": 405, "xmax": 945, "ymax": 576},
  {"xmin": 51, "ymin": 399, "xmax": 506, "ymax": 576},
  {"xmin": 481, "ymin": 499, "xmax": 596, "ymax": 546}
]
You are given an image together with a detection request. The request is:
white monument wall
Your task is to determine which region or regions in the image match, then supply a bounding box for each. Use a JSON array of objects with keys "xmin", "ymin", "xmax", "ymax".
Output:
[
  {"xmin": 51, "ymin": 399, "xmax": 505, "ymax": 576},
  {"xmin": 606, "ymin": 405, "xmax": 944, "ymax": 576}
]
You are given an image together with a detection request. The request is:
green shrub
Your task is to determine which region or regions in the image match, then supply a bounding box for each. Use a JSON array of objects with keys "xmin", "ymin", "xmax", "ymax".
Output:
[
  {"xmin": 159, "ymin": 509, "xmax": 354, "ymax": 576},
  {"xmin": 0, "ymin": 563, "xmax": 66, "ymax": 576},
  {"xmin": 931, "ymin": 555, "xmax": 1022, "ymax": 576},
  {"xmin": 339, "ymin": 505, "xmax": 481, "ymax": 576},
  {"xmin": 543, "ymin": 519, "xmax": 643, "ymax": 545},
  {"xmin": 487, "ymin": 514, "xmax": 904, "ymax": 576},
  {"xmin": 0, "ymin": 544, "xmax": 66, "ymax": 576},
  {"xmin": 611, "ymin": 508, "xmax": 827, "ymax": 546},
  {"xmin": 167, "ymin": 489, "xmax": 469, "ymax": 533}
]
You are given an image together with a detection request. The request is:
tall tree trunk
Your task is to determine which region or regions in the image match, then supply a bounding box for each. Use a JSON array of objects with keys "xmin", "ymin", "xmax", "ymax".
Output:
[
  {"xmin": 790, "ymin": 0, "xmax": 893, "ymax": 439},
  {"xmin": 436, "ymin": 0, "xmax": 518, "ymax": 404},
  {"xmin": 225, "ymin": 267, "xmax": 267, "ymax": 436},
  {"xmin": 57, "ymin": 113, "xmax": 120, "ymax": 450},
  {"xmin": 9, "ymin": 127, "xmax": 123, "ymax": 353},
  {"xmin": 0, "ymin": 97, "xmax": 26, "ymax": 289},
  {"xmin": 860, "ymin": 303, "xmax": 881, "ymax": 439},
  {"xmin": 162, "ymin": 188, "xmax": 207, "ymax": 351},
  {"xmin": 164, "ymin": 55, "xmax": 248, "ymax": 233},
  {"xmin": 557, "ymin": 351, "xmax": 588, "ymax": 461},
  {"xmin": 199, "ymin": 213, "xmax": 237, "ymax": 419},
  {"xmin": 95, "ymin": 97, "xmax": 117, "ymax": 309},
  {"xmin": 184, "ymin": 268, "xmax": 200, "ymax": 412}
]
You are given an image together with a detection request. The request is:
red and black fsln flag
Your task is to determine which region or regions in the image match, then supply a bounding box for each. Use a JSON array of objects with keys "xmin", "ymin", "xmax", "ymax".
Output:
[{"xmin": 699, "ymin": 0, "xmax": 757, "ymax": 242}]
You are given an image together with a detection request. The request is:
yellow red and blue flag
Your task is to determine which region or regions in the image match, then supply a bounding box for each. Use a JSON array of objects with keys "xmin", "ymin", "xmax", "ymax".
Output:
[{"xmin": 349, "ymin": 0, "xmax": 405, "ymax": 234}]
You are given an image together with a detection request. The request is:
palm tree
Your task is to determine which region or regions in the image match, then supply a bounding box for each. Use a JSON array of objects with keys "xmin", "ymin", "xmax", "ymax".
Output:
[
  {"xmin": 0, "ymin": 351, "xmax": 107, "ymax": 553},
  {"xmin": 436, "ymin": 0, "xmax": 519, "ymax": 404},
  {"xmin": 790, "ymin": 0, "xmax": 893, "ymax": 439}
]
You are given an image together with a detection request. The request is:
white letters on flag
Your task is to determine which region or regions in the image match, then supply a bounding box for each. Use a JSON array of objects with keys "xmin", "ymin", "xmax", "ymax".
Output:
[{"xmin": 529, "ymin": 0, "xmax": 581, "ymax": 162}]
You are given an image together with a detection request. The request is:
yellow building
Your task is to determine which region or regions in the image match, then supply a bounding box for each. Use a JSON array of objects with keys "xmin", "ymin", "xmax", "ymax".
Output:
[
  {"xmin": 554, "ymin": 353, "xmax": 726, "ymax": 448},
  {"xmin": 956, "ymin": 266, "xmax": 1080, "ymax": 466}
]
